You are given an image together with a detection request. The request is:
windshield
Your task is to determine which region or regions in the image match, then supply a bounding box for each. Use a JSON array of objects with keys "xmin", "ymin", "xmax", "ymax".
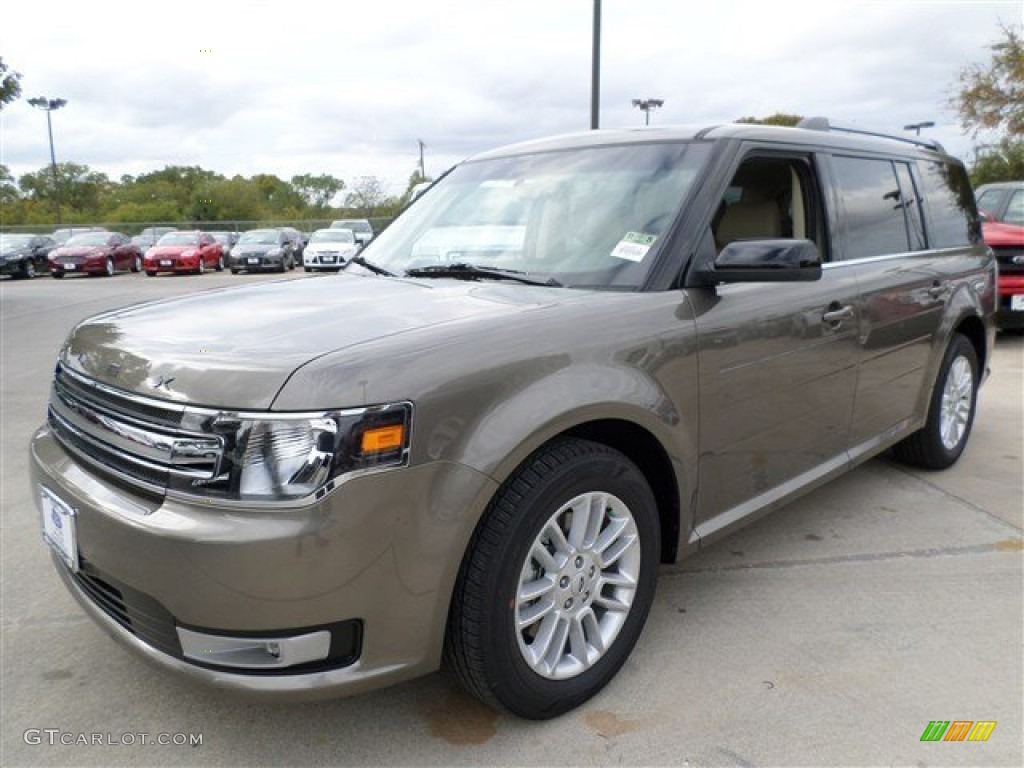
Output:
[
  {"xmin": 157, "ymin": 232, "xmax": 199, "ymax": 246},
  {"xmin": 2, "ymin": 235, "xmax": 33, "ymax": 249},
  {"xmin": 238, "ymin": 230, "xmax": 280, "ymax": 245},
  {"xmin": 310, "ymin": 230, "xmax": 355, "ymax": 244},
  {"xmin": 359, "ymin": 142, "xmax": 711, "ymax": 289},
  {"xmin": 66, "ymin": 233, "xmax": 110, "ymax": 247},
  {"xmin": 334, "ymin": 220, "xmax": 371, "ymax": 233}
]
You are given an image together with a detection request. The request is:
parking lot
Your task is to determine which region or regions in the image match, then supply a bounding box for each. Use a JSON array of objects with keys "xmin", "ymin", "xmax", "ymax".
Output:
[{"xmin": 1, "ymin": 272, "xmax": 1022, "ymax": 766}]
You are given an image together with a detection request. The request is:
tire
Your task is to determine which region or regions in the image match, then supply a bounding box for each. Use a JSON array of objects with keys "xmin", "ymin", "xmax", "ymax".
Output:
[
  {"xmin": 18, "ymin": 259, "xmax": 37, "ymax": 279},
  {"xmin": 104, "ymin": 257, "xmax": 115, "ymax": 277},
  {"xmin": 304, "ymin": 266, "xmax": 311, "ymax": 273},
  {"xmin": 215, "ymin": 255, "xmax": 224, "ymax": 272},
  {"xmin": 146, "ymin": 271, "xmax": 157, "ymax": 277},
  {"xmin": 197, "ymin": 258, "xmax": 205, "ymax": 275},
  {"xmin": 893, "ymin": 333, "xmax": 979, "ymax": 470},
  {"xmin": 131, "ymin": 255, "xmax": 142, "ymax": 273},
  {"xmin": 52, "ymin": 271, "xmax": 64, "ymax": 279},
  {"xmin": 230, "ymin": 268, "xmax": 239, "ymax": 275},
  {"xmin": 445, "ymin": 437, "xmax": 660, "ymax": 719},
  {"xmin": 276, "ymin": 260, "xmax": 286, "ymax": 273}
]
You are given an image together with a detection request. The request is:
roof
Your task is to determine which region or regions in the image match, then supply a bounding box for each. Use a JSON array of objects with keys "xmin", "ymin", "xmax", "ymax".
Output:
[{"xmin": 468, "ymin": 122, "xmax": 956, "ymax": 164}]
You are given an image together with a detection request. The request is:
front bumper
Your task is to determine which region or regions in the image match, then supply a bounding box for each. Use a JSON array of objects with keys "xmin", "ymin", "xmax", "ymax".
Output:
[
  {"xmin": 231, "ymin": 254, "xmax": 283, "ymax": 271},
  {"xmin": 30, "ymin": 425, "xmax": 497, "ymax": 699}
]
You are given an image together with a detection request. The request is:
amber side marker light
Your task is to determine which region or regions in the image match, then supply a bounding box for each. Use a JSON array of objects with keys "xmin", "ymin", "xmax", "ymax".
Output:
[{"xmin": 361, "ymin": 424, "xmax": 405, "ymax": 454}]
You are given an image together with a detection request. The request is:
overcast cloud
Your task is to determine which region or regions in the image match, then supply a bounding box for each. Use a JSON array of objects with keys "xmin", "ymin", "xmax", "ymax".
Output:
[{"xmin": 0, "ymin": 0, "xmax": 1018, "ymax": 195}]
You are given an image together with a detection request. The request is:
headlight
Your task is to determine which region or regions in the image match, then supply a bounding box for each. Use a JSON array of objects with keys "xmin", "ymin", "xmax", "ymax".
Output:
[
  {"xmin": 266, "ymin": 248, "xmax": 282, "ymax": 257},
  {"xmin": 173, "ymin": 403, "xmax": 412, "ymax": 502}
]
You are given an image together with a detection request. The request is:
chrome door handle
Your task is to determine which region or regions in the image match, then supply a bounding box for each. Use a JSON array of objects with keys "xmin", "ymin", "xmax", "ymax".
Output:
[{"xmin": 822, "ymin": 305, "xmax": 855, "ymax": 324}]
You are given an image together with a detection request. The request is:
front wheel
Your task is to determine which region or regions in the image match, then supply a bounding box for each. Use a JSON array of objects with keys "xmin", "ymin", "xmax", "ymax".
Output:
[
  {"xmin": 20, "ymin": 259, "xmax": 37, "ymax": 279},
  {"xmin": 445, "ymin": 437, "xmax": 660, "ymax": 719},
  {"xmin": 145, "ymin": 271, "xmax": 157, "ymax": 277},
  {"xmin": 893, "ymin": 333, "xmax": 979, "ymax": 469},
  {"xmin": 104, "ymin": 257, "xmax": 115, "ymax": 277},
  {"xmin": 131, "ymin": 255, "xmax": 142, "ymax": 273},
  {"xmin": 197, "ymin": 258, "xmax": 205, "ymax": 275}
]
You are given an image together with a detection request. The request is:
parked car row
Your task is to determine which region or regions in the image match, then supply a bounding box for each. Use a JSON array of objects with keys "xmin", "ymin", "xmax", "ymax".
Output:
[{"xmin": 3, "ymin": 223, "xmax": 373, "ymax": 281}]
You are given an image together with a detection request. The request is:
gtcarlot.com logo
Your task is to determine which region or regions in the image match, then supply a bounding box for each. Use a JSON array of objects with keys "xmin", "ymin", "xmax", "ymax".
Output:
[
  {"xmin": 920, "ymin": 721, "xmax": 996, "ymax": 742},
  {"xmin": 24, "ymin": 729, "xmax": 203, "ymax": 747}
]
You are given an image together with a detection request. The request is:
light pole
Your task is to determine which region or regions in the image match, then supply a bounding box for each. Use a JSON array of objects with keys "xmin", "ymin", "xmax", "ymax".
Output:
[
  {"xmin": 27, "ymin": 96, "xmax": 68, "ymax": 224},
  {"xmin": 417, "ymin": 139, "xmax": 426, "ymax": 180},
  {"xmin": 903, "ymin": 120, "xmax": 934, "ymax": 136},
  {"xmin": 591, "ymin": 0, "xmax": 601, "ymax": 129},
  {"xmin": 632, "ymin": 98, "xmax": 664, "ymax": 126}
]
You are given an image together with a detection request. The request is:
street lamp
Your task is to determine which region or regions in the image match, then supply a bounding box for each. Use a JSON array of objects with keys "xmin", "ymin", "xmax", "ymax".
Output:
[
  {"xmin": 27, "ymin": 96, "xmax": 68, "ymax": 224},
  {"xmin": 632, "ymin": 98, "xmax": 664, "ymax": 126},
  {"xmin": 903, "ymin": 121, "xmax": 935, "ymax": 136}
]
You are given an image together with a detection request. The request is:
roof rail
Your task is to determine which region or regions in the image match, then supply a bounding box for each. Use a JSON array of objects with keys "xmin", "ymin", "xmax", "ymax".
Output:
[{"xmin": 796, "ymin": 116, "xmax": 944, "ymax": 153}]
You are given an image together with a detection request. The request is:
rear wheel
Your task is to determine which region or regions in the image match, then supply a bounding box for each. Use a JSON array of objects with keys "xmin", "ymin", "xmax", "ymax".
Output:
[
  {"xmin": 445, "ymin": 437, "xmax": 660, "ymax": 719},
  {"xmin": 215, "ymin": 254, "xmax": 224, "ymax": 272},
  {"xmin": 893, "ymin": 333, "xmax": 979, "ymax": 469},
  {"xmin": 230, "ymin": 268, "xmax": 239, "ymax": 275}
]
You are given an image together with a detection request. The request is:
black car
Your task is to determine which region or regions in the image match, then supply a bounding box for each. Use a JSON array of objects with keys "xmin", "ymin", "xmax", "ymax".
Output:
[
  {"xmin": 228, "ymin": 228, "xmax": 298, "ymax": 273},
  {"xmin": 0, "ymin": 233, "xmax": 56, "ymax": 279}
]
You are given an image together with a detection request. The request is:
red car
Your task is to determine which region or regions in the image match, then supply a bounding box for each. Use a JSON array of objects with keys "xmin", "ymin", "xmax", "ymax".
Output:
[
  {"xmin": 48, "ymin": 232, "xmax": 142, "ymax": 278},
  {"xmin": 144, "ymin": 230, "xmax": 225, "ymax": 276},
  {"xmin": 976, "ymin": 181, "xmax": 1024, "ymax": 329}
]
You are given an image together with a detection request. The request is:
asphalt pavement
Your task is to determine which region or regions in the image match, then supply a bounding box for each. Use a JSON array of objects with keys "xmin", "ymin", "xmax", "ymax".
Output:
[{"xmin": 1, "ymin": 270, "xmax": 1021, "ymax": 767}]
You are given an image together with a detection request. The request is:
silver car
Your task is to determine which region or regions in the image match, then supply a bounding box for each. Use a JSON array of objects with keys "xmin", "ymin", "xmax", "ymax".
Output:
[{"xmin": 30, "ymin": 121, "xmax": 995, "ymax": 719}]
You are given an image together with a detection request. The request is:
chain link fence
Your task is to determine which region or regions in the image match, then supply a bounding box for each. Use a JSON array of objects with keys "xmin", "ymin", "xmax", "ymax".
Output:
[{"xmin": 1, "ymin": 218, "xmax": 395, "ymax": 237}]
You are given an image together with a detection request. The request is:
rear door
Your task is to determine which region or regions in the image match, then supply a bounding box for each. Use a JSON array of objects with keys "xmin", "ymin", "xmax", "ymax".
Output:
[
  {"xmin": 690, "ymin": 148, "xmax": 860, "ymax": 544},
  {"xmin": 823, "ymin": 154, "xmax": 979, "ymax": 456}
]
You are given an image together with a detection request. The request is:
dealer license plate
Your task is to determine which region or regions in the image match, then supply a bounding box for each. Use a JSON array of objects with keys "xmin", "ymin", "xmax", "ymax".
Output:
[
  {"xmin": 40, "ymin": 486, "xmax": 79, "ymax": 572},
  {"xmin": 65, "ymin": 264, "xmax": 76, "ymax": 270},
  {"xmin": 160, "ymin": 259, "xmax": 173, "ymax": 267},
  {"xmin": 248, "ymin": 258, "xmax": 259, "ymax": 265},
  {"xmin": 1011, "ymin": 295, "xmax": 1024, "ymax": 312}
]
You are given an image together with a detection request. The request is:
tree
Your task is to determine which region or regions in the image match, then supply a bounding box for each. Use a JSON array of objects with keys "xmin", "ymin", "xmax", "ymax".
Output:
[
  {"xmin": 970, "ymin": 138, "xmax": 1024, "ymax": 186},
  {"xmin": 1, "ymin": 164, "xmax": 19, "ymax": 204},
  {"xmin": 291, "ymin": 173, "xmax": 345, "ymax": 211},
  {"xmin": 0, "ymin": 57, "xmax": 21, "ymax": 109},
  {"xmin": 18, "ymin": 162, "xmax": 112, "ymax": 217},
  {"xmin": 735, "ymin": 113, "xmax": 803, "ymax": 127},
  {"xmin": 952, "ymin": 23, "xmax": 1024, "ymax": 137},
  {"xmin": 344, "ymin": 175, "xmax": 388, "ymax": 216}
]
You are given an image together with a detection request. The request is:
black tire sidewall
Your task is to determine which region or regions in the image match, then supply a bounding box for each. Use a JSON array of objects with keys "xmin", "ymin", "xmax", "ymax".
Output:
[
  {"xmin": 475, "ymin": 446, "xmax": 660, "ymax": 718},
  {"xmin": 925, "ymin": 335, "xmax": 979, "ymax": 466}
]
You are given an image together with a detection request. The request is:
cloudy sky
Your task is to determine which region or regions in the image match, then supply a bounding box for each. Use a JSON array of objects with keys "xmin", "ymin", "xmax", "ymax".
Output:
[{"xmin": 1, "ymin": 0, "xmax": 1018, "ymax": 196}]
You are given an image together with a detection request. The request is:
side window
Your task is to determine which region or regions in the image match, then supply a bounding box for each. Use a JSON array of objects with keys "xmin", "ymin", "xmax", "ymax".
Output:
[
  {"xmin": 711, "ymin": 155, "xmax": 823, "ymax": 253},
  {"xmin": 975, "ymin": 188, "xmax": 1002, "ymax": 216},
  {"xmin": 831, "ymin": 156, "xmax": 909, "ymax": 260},
  {"xmin": 916, "ymin": 160, "xmax": 979, "ymax": 247},
  {"xmin": 1005, "ymin": 189, "xmax": 1024, "ymax": 225}
]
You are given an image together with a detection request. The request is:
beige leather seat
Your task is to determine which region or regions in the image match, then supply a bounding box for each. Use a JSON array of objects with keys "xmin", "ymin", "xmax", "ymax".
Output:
[{"xmin": 715, "ymin": 200, "xmax": 782, "ymax": 250}]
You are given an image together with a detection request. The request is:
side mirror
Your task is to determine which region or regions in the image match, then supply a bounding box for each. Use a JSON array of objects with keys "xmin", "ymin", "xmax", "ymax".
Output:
[
  {"xmin": 977, "ymin": 209, "xmax": 991, "ymax": 223},
  {"xmin": 698, "ymin": 239, "xmax": 822, "ymax": 283}
]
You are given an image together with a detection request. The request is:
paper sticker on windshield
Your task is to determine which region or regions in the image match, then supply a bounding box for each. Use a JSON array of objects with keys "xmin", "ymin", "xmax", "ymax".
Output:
[{"xmin": 611, "ymin": 232, "xmax": 657, "ymax": 262}]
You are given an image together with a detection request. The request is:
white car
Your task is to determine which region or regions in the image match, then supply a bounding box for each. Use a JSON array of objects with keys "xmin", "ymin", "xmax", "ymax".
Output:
[
  {"xmin": 330, "ymin": 218, "xmax": 374, "ymax": 245},
  {"xmin": 303, "ymin": 228, "xmax": 360, "ymax": 272}
]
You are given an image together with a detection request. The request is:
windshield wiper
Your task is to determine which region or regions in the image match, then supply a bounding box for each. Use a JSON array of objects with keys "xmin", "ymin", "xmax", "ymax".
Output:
[
  {"xmin": 345, "ymin": 255, "xmax": 396, "ymax": 277},
  {"xmin": 404, "ymin": 263, "xmax": 562, "ymax": 287}
]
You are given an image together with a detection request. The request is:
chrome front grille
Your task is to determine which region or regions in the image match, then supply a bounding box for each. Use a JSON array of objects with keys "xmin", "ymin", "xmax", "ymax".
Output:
[{"xmin": 48, "ymin": 364, "xmax": 223, "ymax": 496}]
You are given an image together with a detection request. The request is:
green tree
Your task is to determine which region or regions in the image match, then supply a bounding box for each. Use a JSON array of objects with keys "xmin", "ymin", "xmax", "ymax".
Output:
[
  {"xmin": 1, "ymin": 164, "xmax": 19, "ymax": 205},
  {"xmin": 189, "ymin": 176, "xmax": 265, "ymax": 221},
  {"xmin": 250, "ymin": 173, "xmax": 303, "ymax": 214},
  {"xmin": 291, "ymin": 173, "xmax": 345, "ymax": 211},
  {"xmin": 0, "ymin": 57, "xmax": 22, "ymax": 109},
  {"xmin": 952, "ymin": 23, "xmax": 1024, "ymax": 137},
  {"xmin": 18, "ymin": 162, "xmax": 112, "ymax": 218},
  {"xmin": 735, "ymin": 113, "xmax": 803, "ymax": 127},
  {"xmin": 970, "ymin": 138, "xmax": 1024, "ymax": 186},
  {"xmin": 133, "ymin": 166, "xmax": 223, "ymax": 213}
]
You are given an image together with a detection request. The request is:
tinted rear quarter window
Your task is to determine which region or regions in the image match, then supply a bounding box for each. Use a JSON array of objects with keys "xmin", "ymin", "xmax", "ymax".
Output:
[{"xmin": 917, "ymin": 160, "xmax": 979, "ymax": 248}]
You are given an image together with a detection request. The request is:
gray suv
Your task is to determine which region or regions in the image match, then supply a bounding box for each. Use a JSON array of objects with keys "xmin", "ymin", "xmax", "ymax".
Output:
[{"xmin": 30, "ymin": 120, "xmax": 996, "ymax": 719}]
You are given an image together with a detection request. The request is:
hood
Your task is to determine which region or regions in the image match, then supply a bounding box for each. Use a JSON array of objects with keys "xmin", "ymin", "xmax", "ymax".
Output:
[
  {"xmin": 52, "ymin": 246, "xmax": 104, "ymax": 259},
  {"xmin": 306, "ymin": 242, "xmax": 356, "ymax": 254},
  {"xmin": 148, "ymin": 245, "xmax": 193, "ymax": 257},
  {"xmin": 234, "ymin": 243, "xmax": 278, "ymax": 253},
  {"xmin": 982, "ymin": 220, "xmax": 1024, "ymax": 247},
  {"xmin": 60, "ymin": 274, "xmax": 561, "ymax": 410}
]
